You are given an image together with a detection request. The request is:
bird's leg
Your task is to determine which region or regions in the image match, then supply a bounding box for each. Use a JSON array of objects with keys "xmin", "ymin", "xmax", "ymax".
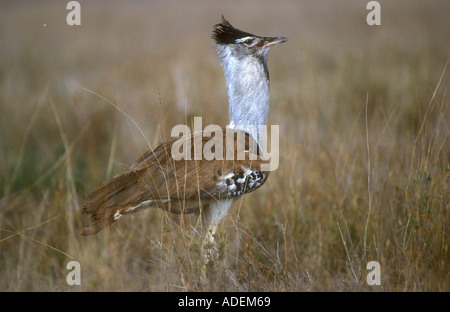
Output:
[
  {"xmin": 203, "ymin": 220, "xmax": 219, "ymax": 265},
  {"xmin": 200, "ymin": 199, "xmax": 233, "ymax": 265}
]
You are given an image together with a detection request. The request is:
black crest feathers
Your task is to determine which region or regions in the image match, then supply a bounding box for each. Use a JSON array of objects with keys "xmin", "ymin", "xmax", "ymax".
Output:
[{"xmin": 212, "ymin": 16, "xmax": 255, "ymax": 45}]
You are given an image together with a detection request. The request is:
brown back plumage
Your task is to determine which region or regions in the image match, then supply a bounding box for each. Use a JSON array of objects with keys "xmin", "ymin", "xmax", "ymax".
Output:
[{"xmin": 80, "ymin": 129, "xmax": 269, "ymax": 235}]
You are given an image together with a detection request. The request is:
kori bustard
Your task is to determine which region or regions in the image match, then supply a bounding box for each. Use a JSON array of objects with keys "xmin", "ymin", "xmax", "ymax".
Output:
[{"xmin": 81, "ymin": 17, "xmax": 287, "ymax": 248}]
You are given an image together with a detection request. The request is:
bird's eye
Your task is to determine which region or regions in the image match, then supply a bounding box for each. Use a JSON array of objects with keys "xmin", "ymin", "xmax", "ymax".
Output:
[{"xmin": 244, "ymin": 39, "xmax": 253, "ymax": 45}]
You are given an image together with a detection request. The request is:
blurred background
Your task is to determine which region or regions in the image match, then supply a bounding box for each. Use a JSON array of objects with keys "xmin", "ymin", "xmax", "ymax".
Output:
[{"xmin": 0, "ymin": 0, "xmax": 448, "ymax": 291}]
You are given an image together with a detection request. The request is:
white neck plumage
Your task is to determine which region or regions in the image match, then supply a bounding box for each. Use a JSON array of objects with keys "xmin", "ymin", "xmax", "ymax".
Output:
[{"xmin": 217, "ymin": 44, "xmax": 270, "ymax": 155}]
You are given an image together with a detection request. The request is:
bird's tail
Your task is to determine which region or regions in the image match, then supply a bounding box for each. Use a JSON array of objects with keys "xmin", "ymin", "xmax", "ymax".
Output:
[
  {"xmin": 80, "ymin": 171, "xmax": 143, "ymax": 235},
  {"xmin": 80, "ymin": 203, "xmax": 131, "ymax": 236}
]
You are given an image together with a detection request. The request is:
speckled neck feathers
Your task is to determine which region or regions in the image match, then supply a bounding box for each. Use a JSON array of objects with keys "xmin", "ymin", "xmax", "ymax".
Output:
[{"xmin": 213, "ymin": 18, "xmax": 271, "ymax": 153}]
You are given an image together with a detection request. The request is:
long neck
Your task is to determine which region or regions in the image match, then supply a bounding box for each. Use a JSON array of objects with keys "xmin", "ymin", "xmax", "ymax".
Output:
[{"xmin": 218, "ymin": 45, "xmax": 270, "ymax": 153}]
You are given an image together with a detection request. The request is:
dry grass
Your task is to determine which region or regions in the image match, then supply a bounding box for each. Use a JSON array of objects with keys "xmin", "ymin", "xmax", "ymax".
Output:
[{"xmin": 0, "ymin": 0, "xmax": 448, "ymax": 291}]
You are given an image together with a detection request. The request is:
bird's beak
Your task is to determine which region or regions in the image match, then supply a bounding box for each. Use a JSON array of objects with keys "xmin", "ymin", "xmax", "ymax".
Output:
[{"xmin": 263, "ymin": 36, "xmax": 288, "ymax": 47}]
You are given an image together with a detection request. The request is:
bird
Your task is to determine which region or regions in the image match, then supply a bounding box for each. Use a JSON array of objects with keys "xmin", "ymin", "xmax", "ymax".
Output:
[{"xmin": 80, "ymin": 16, "xmax": 287, "ymax": 251}]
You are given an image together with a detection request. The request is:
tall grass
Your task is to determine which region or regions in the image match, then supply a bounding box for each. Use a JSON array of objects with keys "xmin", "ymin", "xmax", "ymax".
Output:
[{"xmin": 0, "ymin": 0, "xmax": 448, "ymax": 291}]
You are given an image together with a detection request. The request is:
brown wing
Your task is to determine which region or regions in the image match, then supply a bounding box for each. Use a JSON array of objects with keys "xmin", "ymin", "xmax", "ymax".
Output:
[{"xmin": 80, "ymin": 129, "xmax": 269, "ymax": 235}]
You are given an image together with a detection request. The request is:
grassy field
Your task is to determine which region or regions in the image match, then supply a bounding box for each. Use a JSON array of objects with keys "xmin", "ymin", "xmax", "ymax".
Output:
[{"xmin": 0, "ymin": 0, "xmax": 448, "ymax": 291}]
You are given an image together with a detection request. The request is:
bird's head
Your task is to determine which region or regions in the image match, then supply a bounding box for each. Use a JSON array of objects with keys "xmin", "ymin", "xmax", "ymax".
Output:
[{"xmin": 212, "ymin": 16, "xmax": 287, "ymax": 61}]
